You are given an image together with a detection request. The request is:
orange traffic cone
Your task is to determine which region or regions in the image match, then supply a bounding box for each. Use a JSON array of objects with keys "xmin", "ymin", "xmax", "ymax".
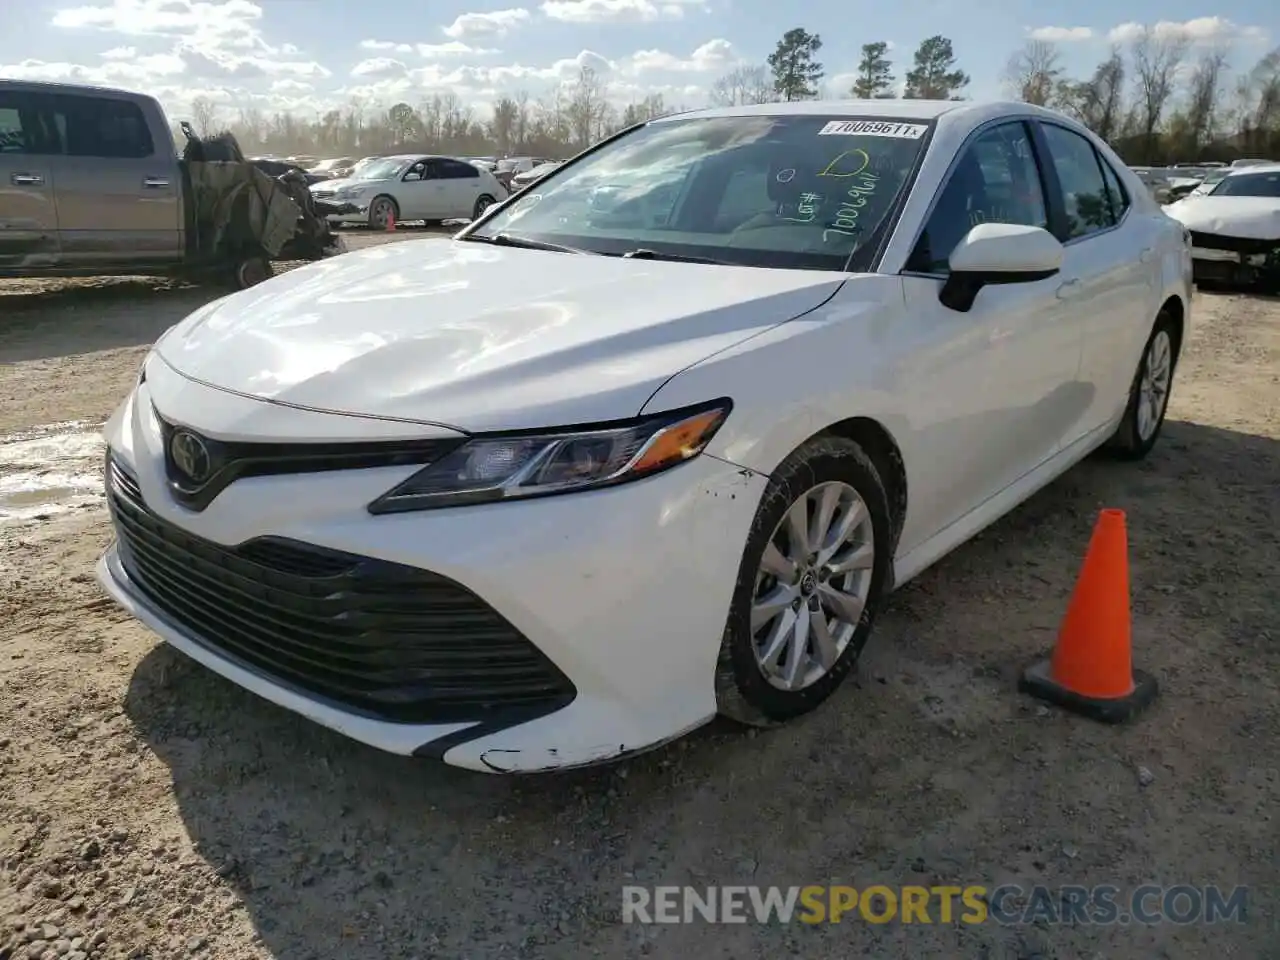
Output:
[
  {"xmin": 1019, "ymin": 508, "xmax": 1159, "ymax": 723},
  {"xmin": 385, "ymin": 210, "xmax": 396, "ymax": 232}
]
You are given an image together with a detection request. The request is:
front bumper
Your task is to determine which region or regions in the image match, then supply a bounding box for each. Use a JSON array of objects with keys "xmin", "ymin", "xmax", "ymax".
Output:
[
  {"xmin": 96, "ymin": 371, "xmax": 768, "ymax": 772},
  {"xmin": 1189, "ymin": 231, "xmax": 1280, "ymax": 286}
]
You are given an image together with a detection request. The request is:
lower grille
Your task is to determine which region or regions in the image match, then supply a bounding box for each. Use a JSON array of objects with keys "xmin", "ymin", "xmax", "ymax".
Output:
[{"xmin": 106, "ymin": 454, "xmax": 576, "ymax": 724}]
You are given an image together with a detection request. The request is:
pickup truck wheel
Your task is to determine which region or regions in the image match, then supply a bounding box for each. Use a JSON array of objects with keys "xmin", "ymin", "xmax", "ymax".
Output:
[
  {"xmin": 368, "ymin": 196, "xmax": 398, "ymax": 230},
  {"xmin": 233, "ymin": 257, "xmax": 273, "ymax": 290}
]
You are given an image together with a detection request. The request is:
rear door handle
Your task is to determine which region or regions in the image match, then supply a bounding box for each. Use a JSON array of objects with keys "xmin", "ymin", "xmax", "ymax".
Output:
[
  {"xmin": 1055, "ymin": 278, "xmax": 1083, "ymax": 300},
  {"xmin": 142, "ymin": 177, "xmax": 170, "ymax": 188},
  {"xmin": 11, "ymin": 173, "xmax": 44, "ymax": 186}
]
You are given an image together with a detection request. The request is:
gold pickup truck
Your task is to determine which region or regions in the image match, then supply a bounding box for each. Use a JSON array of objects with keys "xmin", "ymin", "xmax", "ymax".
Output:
[{"xmin": 1, "ymin": 79, "xmax": 338, "ymax": 288}]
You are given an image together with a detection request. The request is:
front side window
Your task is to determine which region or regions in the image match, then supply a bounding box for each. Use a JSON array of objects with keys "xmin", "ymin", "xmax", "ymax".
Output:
[
  {"xmin": 468, "ymin": 114, "xmax": 933, "ymax": 272},
  {"xmin": 1040, "ymin": 124, "xmax": 1115, "ymax": 240},
  {"xmin": 908, "ymin": 121, "xmax": 1048, "ymax": 274},
  {"xmin": 1210, "ymin": 171, "xmax": 1280, "ymax": 198},
  {"xmin": 0, "ymin": 102, "xmax": 29, "ymax": 154}
]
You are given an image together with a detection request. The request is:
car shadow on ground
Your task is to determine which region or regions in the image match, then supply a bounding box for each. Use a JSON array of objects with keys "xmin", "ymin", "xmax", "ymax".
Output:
[
  {"xmin": 122, "ymin": 419, "xmax": 1278, "ymax": 959},
  {"xmin": 0, "ymin": 279, "xmax": 216, "ymax": 363}
]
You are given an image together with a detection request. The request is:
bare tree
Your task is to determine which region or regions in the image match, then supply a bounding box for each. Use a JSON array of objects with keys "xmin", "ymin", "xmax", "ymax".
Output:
[
  {"xmin": 189, "ymin": 96, "xmax": 219, "ymax": 136},
  {"xmin": 1003, "ymin": 40, "xmax": 1063, "ymax": 106},
  {"xmin": 1234, "ymin": 47, "xmax": 1280, "ymax": 150},
  {"xmin": 565, "ymin": 67, "xmax": 608, "ymax": 150},
  {"xmin": 1131, "ymin": 26, "xmax": 1189, "ymax": 157},
  {"xmin": 1182, "ymin": 47, "xmax": 1230, "ymax": 154},
  {"xmin": 709, "ymin": 65, "xmax": 774, "ymax": 106},
  {"xmin": 1059, "ymin": 49, "xmax": 1127, "ymax": 142}
]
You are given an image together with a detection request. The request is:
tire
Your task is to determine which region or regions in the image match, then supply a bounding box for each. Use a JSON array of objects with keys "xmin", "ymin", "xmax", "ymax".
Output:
[
  {"xmin": 230, "ymin": 257, "xmax": 272, "ymax": 290},
  {"xmin": 368, "ymin": 195, "xmax": 398, "ymax": 230},
  {"xmin": 1103, "ymin": 311, "xmax": 1179, "ymax": 460},
  {"xmin": 714, "ymin": 436, "xmax": 894, "ymax": 727},
  {"xmin": 473, "ymin": 194, "xmax": 496, "ymax": 220}
]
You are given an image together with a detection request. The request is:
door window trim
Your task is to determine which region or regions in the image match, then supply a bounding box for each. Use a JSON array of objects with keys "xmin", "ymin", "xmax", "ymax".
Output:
[
  {"xmin": 899, "ymin": 116, "xmax": 1054, "ymax": 280},
  {"xmin": 1033, "ymin": 120, "xmax": 1132, "ymax": 247}
]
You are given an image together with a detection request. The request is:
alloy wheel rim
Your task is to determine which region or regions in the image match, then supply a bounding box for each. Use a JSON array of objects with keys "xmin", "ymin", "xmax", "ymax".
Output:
[
  {"xmin": 371, "ymin": 200, "xmax": 392, "ymax": 227},
  {"xmin": 1137, "ymin": 330, "xmax": 1172, "ymax": 441},
  {"xmin": 751, "ymin": 480, "xmax": 876, "ymax": 692}
]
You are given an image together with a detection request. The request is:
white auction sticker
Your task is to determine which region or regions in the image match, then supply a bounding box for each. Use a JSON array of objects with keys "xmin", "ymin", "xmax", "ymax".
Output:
[{"xmin": 817, "ymin": 120, "xmax": 928, "ymax": 139}]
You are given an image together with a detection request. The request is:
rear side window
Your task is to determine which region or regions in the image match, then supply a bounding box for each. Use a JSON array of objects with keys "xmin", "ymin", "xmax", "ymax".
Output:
[
  {"xmin": 1039, "ymin": 124, "xmax": 1115, "ymax": 240},
  {"xmin": 438, "ymin": 159, "xmax": 480, "ymax": 179},
  {"xmin": 49, "ymin": 95, "xmax": 155, "ymax": 159},
  {"xmin": 1098, "ymin": 157, "xmax": 1131, "ymax": 223}
]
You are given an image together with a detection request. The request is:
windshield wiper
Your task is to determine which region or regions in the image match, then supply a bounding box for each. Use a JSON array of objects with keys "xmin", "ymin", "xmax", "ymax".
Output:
[
  {"xmin": 617, "ymin": 248, "xmax": 729, "ymax": 265},
  {"xmin": 466, "ymin": 232, "xmax": 590, "ymax": 254}
]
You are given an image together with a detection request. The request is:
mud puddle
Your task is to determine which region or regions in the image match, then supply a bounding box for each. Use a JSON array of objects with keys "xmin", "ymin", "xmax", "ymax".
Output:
[{"xmin": 0, "ymin": 421, "xmax": 107, "ymax": 527}]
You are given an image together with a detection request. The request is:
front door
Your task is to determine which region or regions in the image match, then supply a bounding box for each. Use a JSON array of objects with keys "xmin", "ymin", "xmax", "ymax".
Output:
[
  {"xmin": 397, "ymin": 159, "xmax": 447, "ymax": 220},
  {"xmin": 0, "ymin": 90, "xmax": 61, "ymax": 268},
  {"xmin": 44, "ymin": 92, "xmax": 182, "ymax": 266},
  {"xmin": 895, "ymin": 120, "xmax": 1084, "ymax": 549}
]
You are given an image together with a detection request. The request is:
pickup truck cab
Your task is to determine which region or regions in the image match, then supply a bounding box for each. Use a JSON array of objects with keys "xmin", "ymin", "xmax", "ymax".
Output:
[
  {"xmin": 0, "ymin": 79, "xmax": 329, "ymax": 287},
  {"xmin": 0, "ymin": 79, "xmax": 187, "ymax": 275}
]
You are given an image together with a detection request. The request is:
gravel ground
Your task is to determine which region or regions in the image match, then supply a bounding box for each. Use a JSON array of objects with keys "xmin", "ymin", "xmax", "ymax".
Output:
[{"xmin": 1, "ymin": 242, "xmax": 1277, "ymax": 959}]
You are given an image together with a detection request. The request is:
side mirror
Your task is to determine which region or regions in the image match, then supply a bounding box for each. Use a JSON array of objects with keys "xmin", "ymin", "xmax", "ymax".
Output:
[{"xmin": 939, "ymin": 223, "xmax": 1063, "ymax": 312}]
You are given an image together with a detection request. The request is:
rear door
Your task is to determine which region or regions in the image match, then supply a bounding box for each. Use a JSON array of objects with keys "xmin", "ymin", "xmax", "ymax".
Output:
[
  {"xmin": 44, "ymin": 92, "xmax": 181, "ymax": 265},
  {"xmin": 437, "ymin": 158, "xmax": 483, "ymax": 216},
  {"xmin": 0, "ymin": 89, "xmax": 61, "ymax": 268},
  {"xmin": 1032, "ymin": 120, "xmax": 1154, "ymax": 442}
]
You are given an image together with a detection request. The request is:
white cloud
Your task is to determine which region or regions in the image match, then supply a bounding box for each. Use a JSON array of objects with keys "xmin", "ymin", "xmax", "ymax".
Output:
[
  {"xmin": 540, "ymin": 0, "xmax": 706, "ymax": 24},
  {"xmin": 350, "ymin": 58, "xmax": 409, "ymax": 81},
  {"xmin": 1026, "ymin": 26, "xmax": 1094, "ymax": 42},
  {"xmin": 1108, "ymin": 17, "xmax": 1267, "ymax": 45},
  {"xmin": 624, "ymin": 39, "xmax": 735, "ymax": 74},
  {"xmin": 418, "ymin": 41, "xmax": 499, "ymax": 57},
  {"xmin": 53, "ymin": 0, "xmax": 268, "ymax": 52},
  {"xmin": 360, "ymin": 39, "xmax": 413, "ymax": 54},
  {"xmin": 441, "ymin": 8, "xmax": 531, "ymax": 39}
]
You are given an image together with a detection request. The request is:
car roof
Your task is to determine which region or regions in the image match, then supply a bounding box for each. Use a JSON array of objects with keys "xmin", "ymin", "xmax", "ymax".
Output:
[{"xmin": 1223, "ymin": 162, "xmax": 1280, "ymax": 176}]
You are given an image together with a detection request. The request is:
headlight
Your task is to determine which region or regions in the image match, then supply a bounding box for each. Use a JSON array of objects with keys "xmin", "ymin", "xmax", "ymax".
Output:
[
  {"xmin": 367, "ymin": 399, "xmax": 731, "ymax": 514},
  {"xmin": 335, "ymin": 186, "xmax": 366, "ymax": 199}
]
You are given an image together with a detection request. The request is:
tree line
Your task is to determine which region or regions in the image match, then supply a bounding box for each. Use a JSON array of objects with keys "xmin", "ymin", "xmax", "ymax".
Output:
[{"xmin": 192, "ymin": 27, "xmax": 1280, "ymax": 166}]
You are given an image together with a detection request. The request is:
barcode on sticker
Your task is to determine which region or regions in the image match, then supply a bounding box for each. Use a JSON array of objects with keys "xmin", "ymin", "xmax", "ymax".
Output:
[{"xmin": 818, "ymin": 120, "xmax": 927, "ymax": 139}]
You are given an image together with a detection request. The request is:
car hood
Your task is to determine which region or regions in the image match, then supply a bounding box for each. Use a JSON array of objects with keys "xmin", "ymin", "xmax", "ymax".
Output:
[
  {"xmin": 154, "ymin": 239, "xmax": 848, "ymax": 431},
  {"xmin": 310, "ymin": 177, "xmax": 387, "ymax": 192},
  {"xmin": 1164, "ymin": 196, "xmax": 1280, "ymax": 240}
]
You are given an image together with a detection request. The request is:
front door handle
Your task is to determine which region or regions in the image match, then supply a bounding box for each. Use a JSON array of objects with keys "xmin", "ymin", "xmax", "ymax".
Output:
[
  {"xmin": 11, "ymin": 173, "xmax": 44, "ymax": 186},
  {"xmin": 1055, "ymin": 278, "xmax": 1083, "ymax": 300},
  {"xmin": 142, "ymin": 177, "xmax": 171, "ymax": 188},
  {"xmin": 1139, "ymin": 247, "xmax": 1156, "ymax": 263}
]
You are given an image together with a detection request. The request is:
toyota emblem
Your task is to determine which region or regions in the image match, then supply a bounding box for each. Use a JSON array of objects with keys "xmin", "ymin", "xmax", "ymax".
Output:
[{"xmin": 169, "ymin": 429, "xmax": 212, "ymax": 484}]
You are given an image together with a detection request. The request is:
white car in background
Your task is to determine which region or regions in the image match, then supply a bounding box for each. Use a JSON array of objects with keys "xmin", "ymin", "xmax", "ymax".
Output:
[
  {"xmin": 310, "ymin": 154, "xmax": 505, "ymax": 228},
  {"xmin": 97, "ymin": 100, "xmax": 1190, "ymax": 773},
  {"xmin": 1164, "ymin": 162, "xmax": 1280, "ymax": 290}
]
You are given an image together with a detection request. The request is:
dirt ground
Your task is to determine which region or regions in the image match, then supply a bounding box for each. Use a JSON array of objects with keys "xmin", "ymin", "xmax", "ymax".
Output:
[{"xmin": 1, "ymin": 238, "xmax": 1277, "ymax": 959}]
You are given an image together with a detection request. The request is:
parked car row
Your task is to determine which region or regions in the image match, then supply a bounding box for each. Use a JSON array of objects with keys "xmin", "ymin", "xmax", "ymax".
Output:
[{"xmin": 1163, "ymin": 162, "xmax": 1280, "ymax": 291}]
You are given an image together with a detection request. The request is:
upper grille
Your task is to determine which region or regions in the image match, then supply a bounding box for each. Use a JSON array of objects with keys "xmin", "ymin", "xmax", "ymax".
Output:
[
  {"xmin": 153, "ymin": 408, "xmax": 465, "ymax": 511},
  {"xmin": 106, "ymin": 454, "xmax": 576, "ymax": 725}
]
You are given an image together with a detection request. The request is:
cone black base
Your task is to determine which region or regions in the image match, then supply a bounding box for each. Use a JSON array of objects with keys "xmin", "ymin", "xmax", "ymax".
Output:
[{"xmin": 1019, "ymin": 660, "xmax": 1159, "ymax": 724}]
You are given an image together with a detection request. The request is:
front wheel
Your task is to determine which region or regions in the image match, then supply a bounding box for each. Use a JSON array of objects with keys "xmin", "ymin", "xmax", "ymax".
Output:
[
  {"xmin": 473, "ymin": 194, "xmax": 496, "ymax": 220},
  {"xmin": 368, "ymin": 195, "xmax": 398, "ymax": 230},
  {"xmin": 714, "ymin": 436, "xmax": 894, "ymax": 726},
  {"xmin": 1104, "ymin": 314, "xmax": 1178, "ymax": 459},
  {"xmin": 230, "ymin": 257, "xmax": 272, "ymax": 290}
]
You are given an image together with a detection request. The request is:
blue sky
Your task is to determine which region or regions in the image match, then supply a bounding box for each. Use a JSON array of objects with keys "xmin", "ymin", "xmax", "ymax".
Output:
[{"xmin": 1, "ymin": 0, "xmax": 1276, "ymax": 124}]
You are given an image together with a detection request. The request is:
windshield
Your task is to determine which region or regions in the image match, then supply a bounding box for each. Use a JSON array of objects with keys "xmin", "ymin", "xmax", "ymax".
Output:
[
  {"xmin": 468, "ymin": 114, "xmax": 932, "ymax": 272},
  {"xmin": 355, "ymin": 158, "xmax": 409, "ymax": 180},
  {"xmin": 1210, "ymin": 171, "xmax": 1280, "ymax": 198}
]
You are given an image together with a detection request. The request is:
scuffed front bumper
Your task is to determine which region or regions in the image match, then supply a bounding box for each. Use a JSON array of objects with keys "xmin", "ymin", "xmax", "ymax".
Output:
[
  {"xmin": 95, "ymin": 373, "xmax": 769, "ymax": 773},
  {"xmin": 1189, "ymin": 230, "xmax": 1280, "ymax": 287}
]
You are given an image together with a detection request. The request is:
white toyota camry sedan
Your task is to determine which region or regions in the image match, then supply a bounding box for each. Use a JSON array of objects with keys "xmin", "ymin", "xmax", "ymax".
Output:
[{"xmin": 97, "ymin": 99, "xmax": 1192, "ymax": 773}]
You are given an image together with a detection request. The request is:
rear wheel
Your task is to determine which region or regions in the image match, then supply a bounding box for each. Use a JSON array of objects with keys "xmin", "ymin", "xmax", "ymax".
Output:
[
  {"xmin": 715, "ymin": 436, "xmax": 893, "ymax": 726},
  {"xmin": 1104, "ymin": 313, "xmax": 1178, "ymax": 459}
]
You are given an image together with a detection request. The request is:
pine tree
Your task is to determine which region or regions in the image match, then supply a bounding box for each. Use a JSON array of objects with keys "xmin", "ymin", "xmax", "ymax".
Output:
[{"xmin": 768, "ymin": 28, "xmax": 825, "ymax": 101}]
